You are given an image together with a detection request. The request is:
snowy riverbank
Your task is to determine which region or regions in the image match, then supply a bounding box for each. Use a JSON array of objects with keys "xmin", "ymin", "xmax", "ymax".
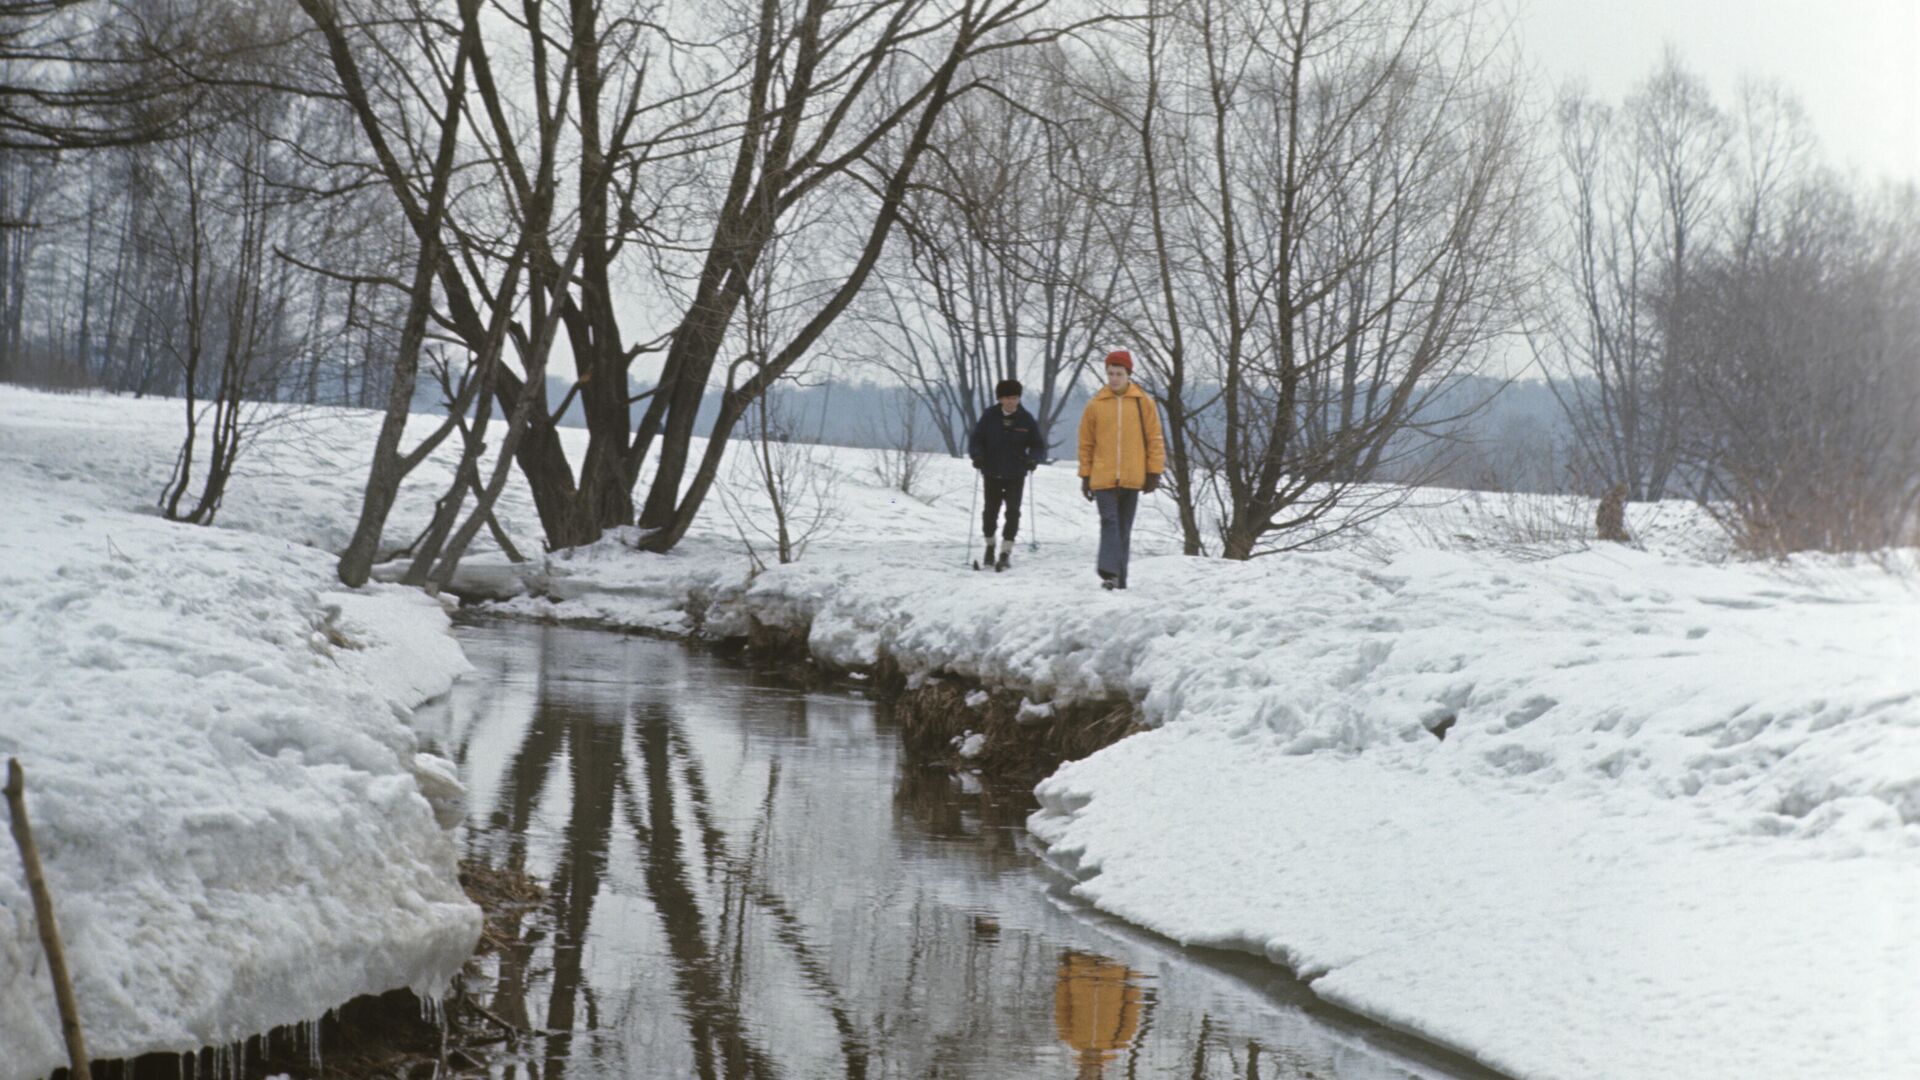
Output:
[
  {"xmin": 465, "ymin": 439, "xmax": 1920, "ymax": 1076},
  {"xmin": 4, "ymin": 387, "xmax": 1916, "ymax": 1079},
  {"xmin": 488, "ymin": 525, "xmax": 1920, "ymax": 1079},
  {"xmin": 0, "ymin": 391, "xmax": 478, "ymax": 1079}
]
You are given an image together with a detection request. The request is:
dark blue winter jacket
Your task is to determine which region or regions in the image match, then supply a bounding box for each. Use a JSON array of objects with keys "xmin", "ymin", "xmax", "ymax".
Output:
[{"xmin": 969, "ymin": 405, "xmax": 1044, "ymax": 478}]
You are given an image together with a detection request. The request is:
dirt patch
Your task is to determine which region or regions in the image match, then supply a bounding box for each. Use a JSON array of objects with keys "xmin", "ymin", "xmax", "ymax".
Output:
[
  {"xmin": 887, "ymin": 675, "xmax": 1143, "ymax": 776},
  {"xmin": 72, "ymin": 860, "xmax": 543, "ymax": 1080},
  {"xmin": 744, "ymin": 613, "xmax": 811, "ymax": 660}
]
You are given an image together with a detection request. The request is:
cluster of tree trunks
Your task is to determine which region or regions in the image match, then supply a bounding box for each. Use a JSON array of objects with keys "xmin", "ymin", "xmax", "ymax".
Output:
[{"xmin": 2, "ymin": 2, "xmax": 1913, "ymax": 564}]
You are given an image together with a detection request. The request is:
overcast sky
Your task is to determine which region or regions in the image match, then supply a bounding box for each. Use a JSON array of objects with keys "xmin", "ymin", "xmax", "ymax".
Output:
[
  {"xmin": 616, "ymin": 1, "xmax": 1918, "ymax": 388},
  {"xmin": 1513, "ymin": 0, "xmax": 1919, "ymax": 184}
]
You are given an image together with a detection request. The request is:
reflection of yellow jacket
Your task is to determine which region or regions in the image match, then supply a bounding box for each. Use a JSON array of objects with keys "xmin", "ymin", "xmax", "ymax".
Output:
[
  {"xmin": 1054, "ymin": 952, "xmax": 1144, "ymax": 1061},
  {"xmin": 1077, "ymin": 383, "xmax": 1166, "ymax": 491}
]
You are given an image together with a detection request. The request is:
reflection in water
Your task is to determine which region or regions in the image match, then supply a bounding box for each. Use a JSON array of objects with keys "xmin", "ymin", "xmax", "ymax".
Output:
[
  {"xmin": 1054, "ymin": 952, "xmax": 1147, "ymax": 1079},
  {"xmin": 426, "ymin": 620, "xmax": 1495, "ymax": 1080}
]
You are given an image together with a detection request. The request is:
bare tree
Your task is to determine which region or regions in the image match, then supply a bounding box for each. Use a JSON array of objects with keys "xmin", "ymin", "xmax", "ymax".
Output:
[
  {"xmin": 290, "ymin": 0, "xmax": 560, "ymax": 586},
  {"xmin": 853, "ymin": 44, "xmax": 1129, "ymax": 460},
  {"xmin": 0, "ymin": 0, "xmax": 396, "ymax": 397},
  {"xmin": 1087, "ymin": 0, "xmax": 1533, "ymax": 559},
  {"xmin": 1540, "ymin": 56, "xmax": 1918, "ymax": 555},
  {"xmin": 0, "ymin": 0, "xmax": 217, "ymax": 385},
  {"xmin": 297, "ymin": 0, "xmax": 1098, "ymax": 561},
  {"xmin": 721, "ymin": 387, "xmax": 842, "ymax": 568},
  {"xmin": 865, "ymin": 387, "xmax": 927, "ymax": 495},
  {"xmin": 101, "ymin": 20, "xmax": 360, "ymax": 525},
  {"xmin": 1680, "ymin": 178, "xmax": 1920, "ymax": 554},
  {"xmin": 142, "ymin": 121, "xmax": 287, "ymax": 524},
  {"xmin": 0, "ymin": 0, "xmax": 194, "ymax": 152},
  {"xmin": 0, "ymin": 147, "xmax": 55, "ymax": 381},
  {"xmin": 717, "ymin": 231, "xmax": 842, "ymax": 566},
  {"xmin": 629, "ymin": 0, "xmax": 1105, "ymax": 552},
  {"xmin": 1539, "ymin": 51, "xmax": 1729, "ymax": 502}
]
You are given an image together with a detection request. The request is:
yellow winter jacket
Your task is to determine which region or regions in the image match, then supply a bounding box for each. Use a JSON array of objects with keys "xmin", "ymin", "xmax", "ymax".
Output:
[{"xmin": 1077, "ymin": 382, "xmax": 1166, "ymax": 491}]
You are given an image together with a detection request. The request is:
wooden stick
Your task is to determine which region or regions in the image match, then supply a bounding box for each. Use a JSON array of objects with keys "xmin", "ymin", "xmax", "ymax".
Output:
[{"xmin": 5, "ymin": 759, "xmax": 91, "ymax": 1080}]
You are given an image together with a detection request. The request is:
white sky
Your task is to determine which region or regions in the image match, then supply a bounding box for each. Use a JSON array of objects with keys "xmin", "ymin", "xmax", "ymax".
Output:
[{"xmin": 1513, "ymin": 0, "xmax": 1920, "ymax": 185}]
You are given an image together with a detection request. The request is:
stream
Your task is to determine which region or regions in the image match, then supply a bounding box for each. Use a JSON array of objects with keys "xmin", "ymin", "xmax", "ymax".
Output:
[{"xmin": 418, "ymin": 618, "xmax": 1498, "ymax": 1080}]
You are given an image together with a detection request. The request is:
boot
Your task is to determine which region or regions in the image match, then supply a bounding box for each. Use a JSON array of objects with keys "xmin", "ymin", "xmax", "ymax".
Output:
[
  {"xmin": 981, "ymin": 539, "xmax": 995, "ymax": 570},
  {"xmin": 995, "ymin": 545, "xmax": 1011, "ymax": 572}
]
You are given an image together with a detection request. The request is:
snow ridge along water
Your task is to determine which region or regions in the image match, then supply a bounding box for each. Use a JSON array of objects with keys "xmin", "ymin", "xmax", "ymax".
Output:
[{"xmin": 0, "ymin": 391, "xmax": 478, "ymax": 1080}]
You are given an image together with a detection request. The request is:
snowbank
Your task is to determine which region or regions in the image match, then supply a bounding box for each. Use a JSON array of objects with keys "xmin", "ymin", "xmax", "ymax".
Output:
[
  {"xmin": 7, "ymin": 387, "xmax": 1916, "ymax": 1079},
  {"xmin": 0, "ymin": 391, "xmax": 478, "ymax": 1079},
  {"xmin": 471, "ymin": 468, "xmax": 1920, "ymax": 1078},
  {"xmin": 1016, "ymin": 546, "xmax": 1920, "ymax": 1079}
]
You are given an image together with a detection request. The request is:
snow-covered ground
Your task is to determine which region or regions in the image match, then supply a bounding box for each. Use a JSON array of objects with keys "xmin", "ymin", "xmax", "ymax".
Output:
[
  {"xmin": 0, "ymin": 391, "xmax": 478, "ymax": 1080},
  {"xmin": 3, "ymin": 386, "xmax": 1916, "ymax": 1079}
]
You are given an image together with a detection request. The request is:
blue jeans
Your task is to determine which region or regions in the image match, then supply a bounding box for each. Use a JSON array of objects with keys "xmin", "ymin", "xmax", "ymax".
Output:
[{"xmin": 1095, "ymin": 488, "xmax": 1139, "ymax": 584}]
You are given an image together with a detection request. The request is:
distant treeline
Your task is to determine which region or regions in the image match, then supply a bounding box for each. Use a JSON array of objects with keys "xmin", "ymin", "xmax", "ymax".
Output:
[{"xmin": 507, "ymin": 372, "xmax": 1572, "ymax": 494}]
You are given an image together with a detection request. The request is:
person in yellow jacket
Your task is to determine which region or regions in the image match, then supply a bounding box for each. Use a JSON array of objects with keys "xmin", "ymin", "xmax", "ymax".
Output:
[{"xmin": 1077, "ymin": 349, "xmax": 1165, "ymax": 590}]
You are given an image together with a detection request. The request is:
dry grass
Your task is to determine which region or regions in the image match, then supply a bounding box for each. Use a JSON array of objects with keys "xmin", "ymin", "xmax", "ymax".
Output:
[
  {"xmin": 887, "ymin": 675, "xmax": 1143, "ymax": 776},
  {"xmin": 458, "ymin": 858, "xmax": 546, "ymax": 957}
]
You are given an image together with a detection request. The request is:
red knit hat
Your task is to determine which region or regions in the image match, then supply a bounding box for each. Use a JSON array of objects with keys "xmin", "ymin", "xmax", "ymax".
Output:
[{"xmin": 1104, "ymin": 349, "xmax": 1134, "ymax": 372}]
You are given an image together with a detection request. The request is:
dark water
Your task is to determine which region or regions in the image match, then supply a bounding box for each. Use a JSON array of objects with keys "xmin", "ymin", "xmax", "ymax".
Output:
[{"xmin": 419, "ymin": 620, "xmax": 1495, "ymax": 1080}]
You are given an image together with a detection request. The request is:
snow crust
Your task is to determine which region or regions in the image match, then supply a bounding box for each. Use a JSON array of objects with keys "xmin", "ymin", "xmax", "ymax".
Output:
[
  {"xmin": 0, "ymin": 390, "xmax": 478, "ymax": 1079},
  {"xmin": 8, "ymin": 387, "xmax": 1917, "ymax": 1079}
]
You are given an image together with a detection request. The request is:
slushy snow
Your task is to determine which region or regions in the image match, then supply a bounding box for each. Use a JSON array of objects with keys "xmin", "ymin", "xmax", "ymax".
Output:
[{"xmin": 0, "ymin": 390, "xmax": 478, "ymax": 1080}]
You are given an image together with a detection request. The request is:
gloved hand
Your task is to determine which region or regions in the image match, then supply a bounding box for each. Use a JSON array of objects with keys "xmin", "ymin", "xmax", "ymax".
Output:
[
  {"xmin": 1027, "ymin": 459, "xmax": 1040, "ymax": 473},
  {"xmin": 1142, "ymin": 472, "xmax": 1162, "ymax": 494},
  {"xmin": 971, "ymin": 458, "xmax": 984, "ymax": 472},
  {"xmin": 1081, "ymin": 476, "xmax": 1093, "ymax": 502}
]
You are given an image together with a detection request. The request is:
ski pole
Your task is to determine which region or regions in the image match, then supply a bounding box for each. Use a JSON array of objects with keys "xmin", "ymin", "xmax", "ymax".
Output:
[
  {"xmin": 1028, "ymin": 465, "xmax": 1040, "ymax": 552},
  {"xmin": 966, "ymin": 467, "xmax": 980, "ymax": 568}
]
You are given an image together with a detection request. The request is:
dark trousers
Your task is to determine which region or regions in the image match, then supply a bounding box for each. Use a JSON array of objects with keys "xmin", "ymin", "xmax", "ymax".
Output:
[
  {"xmin": 982, "ymin": 474, "xmax": 1026, "ymax": 541},
  {"xmin": 1095, "ymin": 487, "xmax": 1139, "ymax": 583}
]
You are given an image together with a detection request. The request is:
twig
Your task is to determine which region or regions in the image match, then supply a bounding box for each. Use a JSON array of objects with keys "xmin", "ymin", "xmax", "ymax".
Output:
[
  {"xmin": 466, "ymin": 1001, "xmax": 523, "ymax": 1046},
  {"xmin": 5, "ymin": 759, "xmax": 91, "ymax": 1080}
]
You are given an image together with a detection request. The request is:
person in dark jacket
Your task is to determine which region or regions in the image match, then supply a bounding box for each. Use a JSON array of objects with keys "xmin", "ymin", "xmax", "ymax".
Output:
[{"xmin": 969, "ymin": 378, "xmax": 1045, "ymax": 571}]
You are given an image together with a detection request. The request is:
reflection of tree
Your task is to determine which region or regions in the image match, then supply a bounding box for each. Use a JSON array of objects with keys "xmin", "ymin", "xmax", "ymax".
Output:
[
  {"xmin": 482, "ymin": 691, "xmax": 568, "ymax": 1039},
  {"xmin": 545, "ymin": 707, "xmax": 622, "ymax": 1075},
  {"xmin": 482, "ymin": 692, "xmax": 621, "ymax": 1079},
  {"xmin": 473, "ymin": 655, "xmax": 884, "ymax": 1079},
  {"xmin": 891, "ymin": 764, "xmax": 1033, "ymax": 866},
  {"xmin": 724, "ymin": 756, "xmax": 872, "ymax": 1079},
  {"xmin": 642, "ymin": 698, "xmax": 873, "ymax": 1078},
  {"xmin": 1175, "ymin": 1014, "xmax": 1282, "ymax": 1080},
  {"xmin": 625, "ymin": 712, "xmax": 778, "ymax": 1079},
  {"xmin": 457, "ymin": 625, "xmax": 1290, "ymax": 1080}
]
